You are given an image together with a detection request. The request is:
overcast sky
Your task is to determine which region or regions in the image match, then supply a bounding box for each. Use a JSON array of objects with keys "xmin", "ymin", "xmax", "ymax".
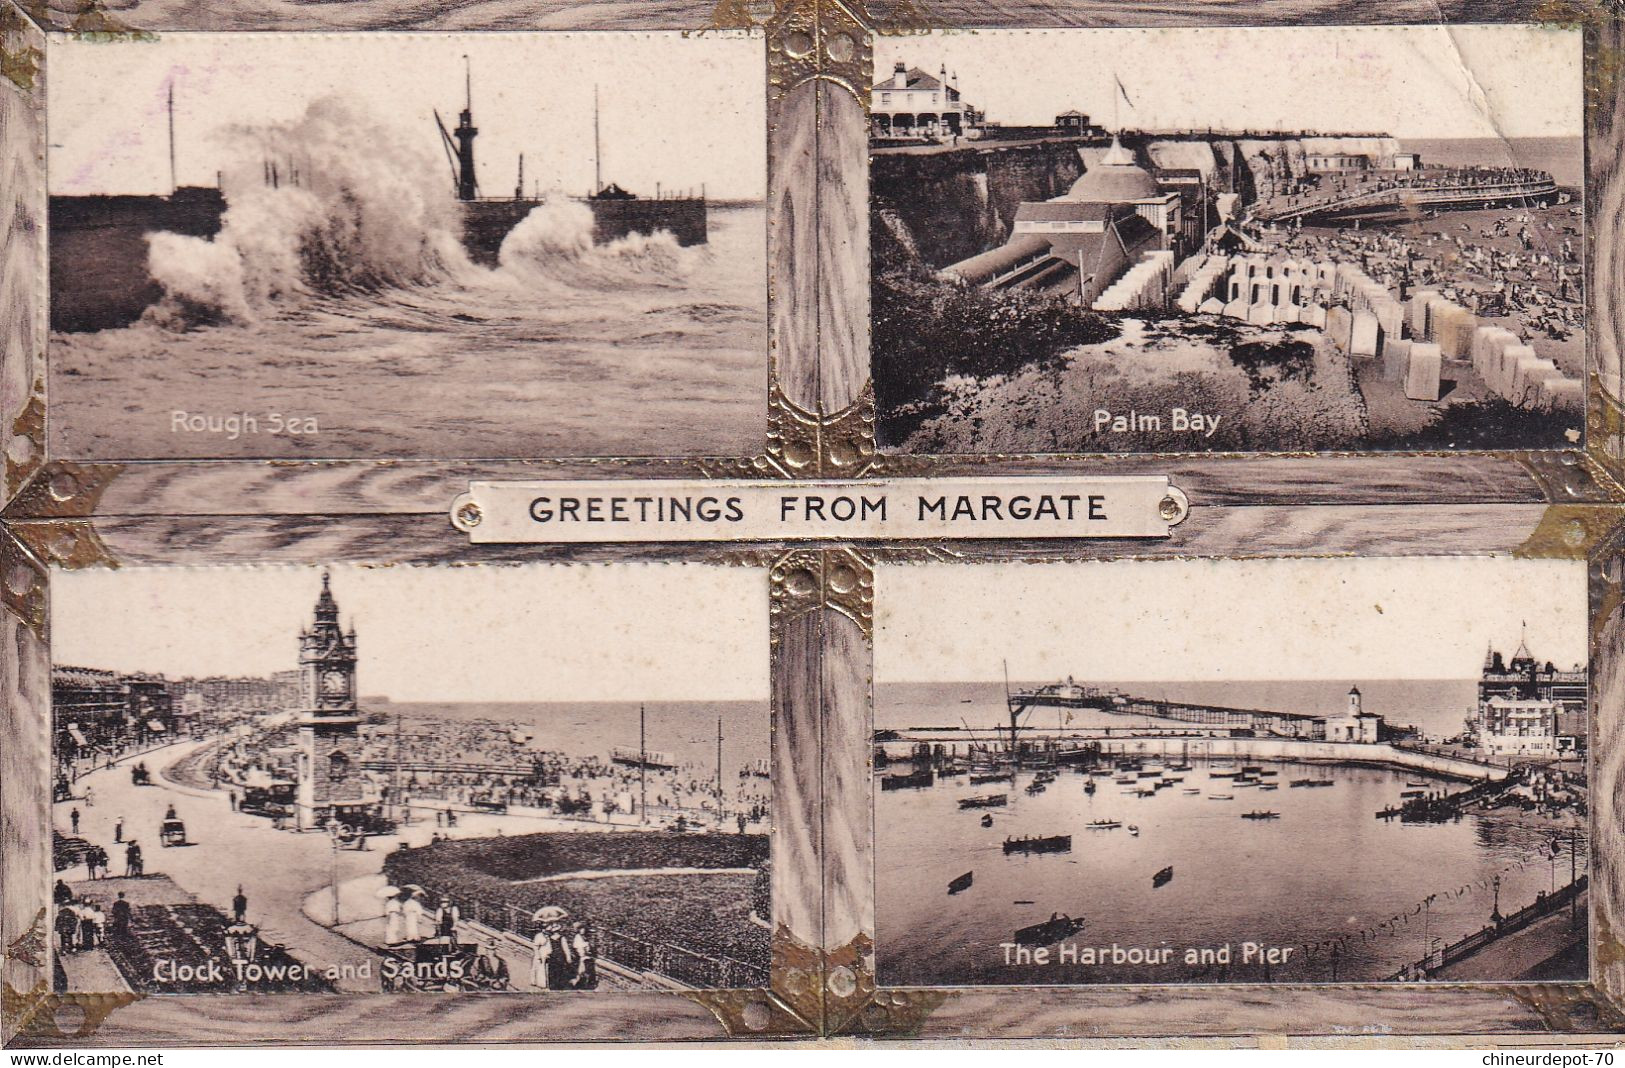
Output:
[
  {"xmin": 874, "ymin": 26, "xmax": 1580, "ymax": 139},
  {"xmin": 53, "ymin": 564, "xmax": 768, "ymax": 702},
  {"xmin": 49, "ymin": 31, "xmax": 765, "ymax": 199},
  {"xmin": 876, "ymin": 557, "xmax": 1587, "ymax": 684}
]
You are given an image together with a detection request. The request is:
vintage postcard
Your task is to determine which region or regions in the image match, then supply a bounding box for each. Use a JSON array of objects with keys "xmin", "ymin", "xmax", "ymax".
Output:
[
  {"xmin": 45, "ymin": 31, "xmax": 766, "ymax": 460},
  {"xmin": 46, "ymin": 564, "xmax": 770, "ymax": 995},
  {"xmin": 871, "ymin": 26, "xmax": 1586, "ymax": 454},
  {"xmin": 873, "ymin": 557, "xmax": 1590, "ymax": 986}
]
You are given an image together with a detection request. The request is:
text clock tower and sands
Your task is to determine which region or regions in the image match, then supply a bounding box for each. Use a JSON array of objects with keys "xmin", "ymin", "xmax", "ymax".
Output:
[{"xmin": 295, "ymin": 572, "xmax": 365, "ymax": 831}]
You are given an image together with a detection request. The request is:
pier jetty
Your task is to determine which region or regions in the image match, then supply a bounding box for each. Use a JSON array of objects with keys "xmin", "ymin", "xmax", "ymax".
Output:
[{"xmin": 876, "ymin": 729, "xmax": 1505, "ymax": 783}]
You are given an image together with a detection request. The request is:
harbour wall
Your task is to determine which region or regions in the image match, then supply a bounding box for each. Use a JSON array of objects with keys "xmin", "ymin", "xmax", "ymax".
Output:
[
  {"xmin": 461, "ymin": 198, "xmax": 708, "ymax": 267},
  {"xmin": 48, "ymin": 189, "xmax": 226, "ymax": 333},
  {"xmin": 586, "ymin": 198, "xmax": 708, "ymax": 249},
  {"xmin": 881, "ymin": 732, "xmax": 1502, "ymax": 781}
]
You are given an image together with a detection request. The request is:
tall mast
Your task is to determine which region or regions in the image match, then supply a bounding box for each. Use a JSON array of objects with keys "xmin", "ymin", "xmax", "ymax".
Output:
[
  {"xmin": 1004, "ymin": 659, "xmax": 1018, "ymax": 759},
  {"xmin": 593, "ymin": 85, "xmax": 602, "ymax": 195},
  {"xmin": 715, "ymin": 714, "xmax": 723, "ymax": 814},
  {"xmin": 167, "ymin": 82, "xmax": 177, "ymax": 194},
  {"xmin": 638, "ymin": 703, "xmax": 647, "ymax": 825}
]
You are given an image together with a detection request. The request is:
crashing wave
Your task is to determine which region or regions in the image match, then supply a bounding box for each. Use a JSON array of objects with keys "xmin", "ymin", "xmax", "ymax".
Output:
[
  {"xmin": 145, "ymin": 96, "xmax": 469, "ymax": 329},
  {"xmin": 495, "ymin": 199, "xmax": 703, "ymax": 291}
]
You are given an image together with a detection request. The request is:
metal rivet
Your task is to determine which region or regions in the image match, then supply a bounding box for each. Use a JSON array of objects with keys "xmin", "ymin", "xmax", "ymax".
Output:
[
  {"xmin": 826, "ymin": 32, "xmax": 855, "ymax": 63},
  {"xmin": 827, "ymin": 964, "xmax": 857, "ymax": 998},
  {"xmin": 5, "ymin": 561, "xmax": 36, "ymax": 598},
  {"xmin": 48, "ymin": 470, "xmax": 79, "ymax": 502},
  {"xmin": 51, "ymin": 1002, "xmax": 87, "ymax": 1035},
  {"xmin": 784, "ymin": 567, "xmax": 817, "ymax": 597},
  {"xmin": 740, "ymin": 1000, "xmax": 771, "ymax": 1031},
  {"xmin": 1159, "ymin": 495, "xmax": 1183, "ymax": 521},
  {"xmin": 455, "ymin": 502, "xmax": 483, "ymax": 528},
  {"xmin": 5, "ymin": 433, "xmax": 36, "ymax": 467},
  {"xmin": 1563, "ymin": 519, "xmax": 1587, "ymax": 548},
  {"xmin": 784, "ymin": 30, "xmax": 814, "ymax": 58}
]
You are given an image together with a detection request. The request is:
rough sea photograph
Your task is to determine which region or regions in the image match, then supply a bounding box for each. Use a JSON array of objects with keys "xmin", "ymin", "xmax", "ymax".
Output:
[{"xmin": 45, "ymin": 32, "xmax": 767, "ymax": 461}]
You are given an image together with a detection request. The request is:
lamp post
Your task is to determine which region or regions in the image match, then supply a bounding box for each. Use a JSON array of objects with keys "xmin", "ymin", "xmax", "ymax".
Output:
[
  {"xmin": 324, "ymin": 818, "xmax": 356, "ymax": 927},
  {"xmin": 1420, "ymin": 894, "xmax": 1436, "ymax": 972}
]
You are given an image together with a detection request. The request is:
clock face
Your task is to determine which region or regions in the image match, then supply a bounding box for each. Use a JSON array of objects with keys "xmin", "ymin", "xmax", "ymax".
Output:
[{"xmin": 320, "ymin": 669, "xmax": 349, "ymax": 698}]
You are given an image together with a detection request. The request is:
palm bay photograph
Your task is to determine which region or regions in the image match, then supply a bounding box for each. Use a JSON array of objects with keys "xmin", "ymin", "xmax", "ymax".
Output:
[
  {"xmin": 871, "ymin": 26, "xmax": 1586, "ymax": 454},
  {"xmin": 46, "ymin": 32, "xmax": 766, "ymax": 460},
  {"xmin": 49, "ymin": 563, "xmax": 770, "ymax": 994},
  {"xmin": 873, "ymin": 557, "xmax": 1590, "ymax": 985}
]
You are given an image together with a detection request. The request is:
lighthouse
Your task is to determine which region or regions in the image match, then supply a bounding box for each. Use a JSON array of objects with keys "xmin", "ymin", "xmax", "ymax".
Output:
[{"xmin": 454, "ymin": 56, "xmax": 479, "ymax": 201}]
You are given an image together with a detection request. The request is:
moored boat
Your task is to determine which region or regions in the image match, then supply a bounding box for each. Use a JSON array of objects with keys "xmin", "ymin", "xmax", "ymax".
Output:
[
  {"xmin": 1241, "ymin": 810, "xmax": 1280, "ymax": 820},
  {"xmin": 1004, "ymin": 834, "xmax": 1072, "ymax": 855},
  {"xmin": 960, "ymin": 794, "xmax": 1009, "ymax": 809},
  {"xmin": 1014, "ymin": 913, "xmax": 1087, "ymax": 947},
  {"xmin": 1152, "ymin": 866, "xmax": 1174, "ymax": 888},
  {"xmin": 948, "ymin": 871, "xmax": 973, "ymax": 895}
]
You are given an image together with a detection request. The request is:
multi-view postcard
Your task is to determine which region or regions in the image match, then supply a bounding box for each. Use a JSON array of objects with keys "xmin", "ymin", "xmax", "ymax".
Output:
[
  {"xmin": 871, "ymin": 26, "xmax": 1586, "ymax": 454},
  {"xmin": 47, "ymin": 565, "xmax": 770, "ymax": 994},
  {"xmin": 4, "ymin": 2, "xmax": 1624, "ymax": 1053},
  {"xmin": 45, "ymin": 32, "xmax": 766, "ymax": 460},
  {"xmin": 874, "ymin": 558, "xmax": 1590, "ymax": 986}
]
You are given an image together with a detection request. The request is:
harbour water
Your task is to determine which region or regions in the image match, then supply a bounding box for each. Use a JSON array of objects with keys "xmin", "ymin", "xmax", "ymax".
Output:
[{"xmin": 877, "ymin": 759, "xmax": 1584, "ymax": 985}]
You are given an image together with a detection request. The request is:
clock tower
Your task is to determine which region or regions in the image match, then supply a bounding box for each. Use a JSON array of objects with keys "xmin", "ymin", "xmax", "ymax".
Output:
[{"xmin": 294, "ymin": 571, "xmax": 364, "ymax": 831}]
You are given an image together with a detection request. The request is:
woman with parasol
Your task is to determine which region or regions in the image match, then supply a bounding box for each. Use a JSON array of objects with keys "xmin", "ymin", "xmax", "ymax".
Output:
[
  {"xmin": 378, "ymin": 885, "xmax": 404, "ymax": 946},
  {"xmin": 401, "ymin": 886, "xmax": 427, "ymax": 943},
  {"xmin": 528, "ymin": 906, "xmax": 572, "ymax": 990}
]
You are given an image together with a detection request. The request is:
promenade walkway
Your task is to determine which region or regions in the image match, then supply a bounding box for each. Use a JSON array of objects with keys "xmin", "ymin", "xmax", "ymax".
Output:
[{"xmin": 53, "ymin": 736, "xmax": 385, "ymax": 993}]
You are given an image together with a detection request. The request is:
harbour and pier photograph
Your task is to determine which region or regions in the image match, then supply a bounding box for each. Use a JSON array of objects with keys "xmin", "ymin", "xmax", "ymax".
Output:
[
  {"xmin": 871, "ymin": 26, "xmax": 1586, "ymax": 454},
  {"xmin": 873, "ymin": 557, "xmax": 1590, "ymax": 986},
  {"xmin": 48, "ymin": 564, "xmax": 771, "ymax": 994},
  {"xmin": 45, "ymin": 32, "xmax": 766, "ymax": 460}
]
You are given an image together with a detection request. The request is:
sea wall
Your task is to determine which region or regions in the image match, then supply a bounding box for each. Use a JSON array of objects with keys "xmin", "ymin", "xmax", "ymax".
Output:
[
  {"xmin": 49, "ymin": 189, "xmax": 226, "ymax": 332},
  {"xmin": 461, "ymin": 198, "xmax": 708, "ymax": 268},
  {"xmin": 872, "ymin": 142, "xmax": 1084, "ymax": 270},
  {"xmin": 586, "ymin": 198, "xmax": 708, "ymax": 249},
  {"xmin": 1093, "ymin": 736, "xmax": 1501, "ymax": 781}
]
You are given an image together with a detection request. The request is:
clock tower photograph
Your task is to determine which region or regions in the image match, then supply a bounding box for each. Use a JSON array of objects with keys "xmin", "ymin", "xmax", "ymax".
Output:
[{"xmin": 294, "ymin": 571, "xmax": 366, "ymax": 831}]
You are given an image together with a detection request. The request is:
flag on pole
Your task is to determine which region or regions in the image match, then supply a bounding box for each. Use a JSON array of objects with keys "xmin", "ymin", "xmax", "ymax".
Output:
[{"xmin": 1115, "ymin": 74, "xmax": 1134, "ymax": 110}]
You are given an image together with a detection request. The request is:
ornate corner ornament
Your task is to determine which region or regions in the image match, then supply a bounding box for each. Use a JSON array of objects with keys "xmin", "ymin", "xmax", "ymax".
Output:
[
  {"xmin": 5, "ymin": 462, "xmax": 125, "ymax": 520},
  {"xmin": 770, "ymin": 547, "xmax": 874, "ymax": 640},
  {"xmin": 681, "ymin": 926, "xmax": 821, "ymax": 1035}
]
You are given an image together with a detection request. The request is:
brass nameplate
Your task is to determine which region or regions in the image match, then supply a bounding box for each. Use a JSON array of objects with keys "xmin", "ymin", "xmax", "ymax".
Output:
[{"xmin": 451, "ymin": 477, "xmax": 1189, "ymax": 543}]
